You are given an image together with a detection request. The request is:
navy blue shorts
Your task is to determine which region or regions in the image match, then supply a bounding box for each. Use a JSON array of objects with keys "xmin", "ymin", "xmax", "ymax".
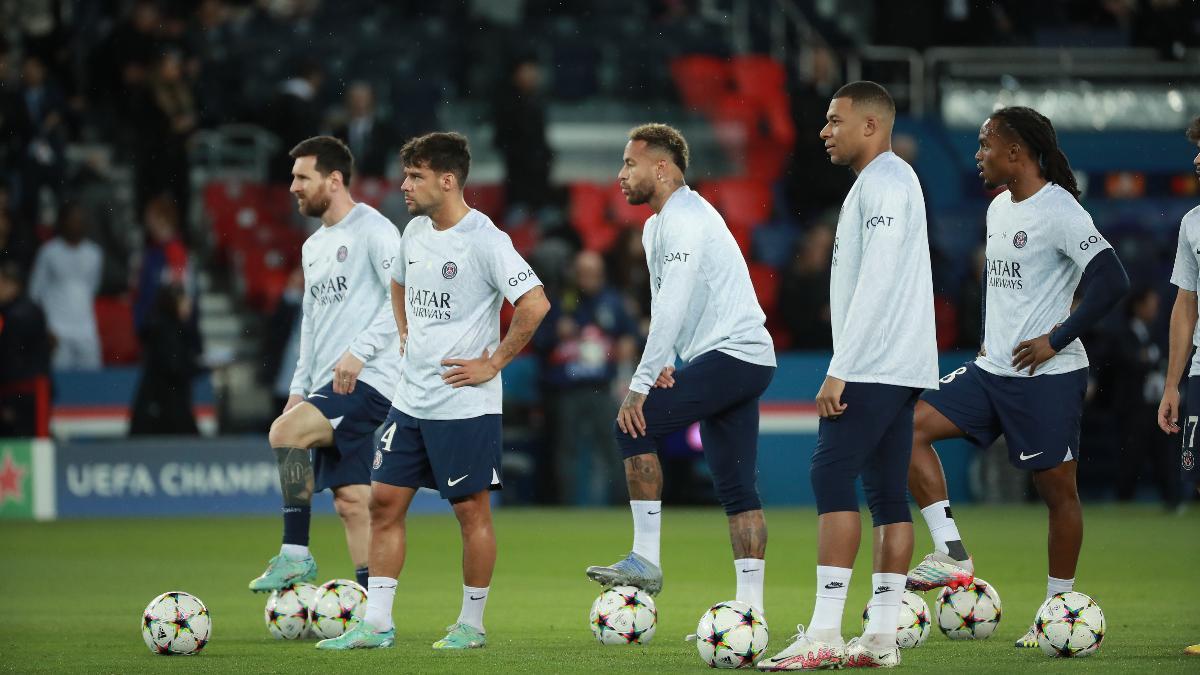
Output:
[
  {"xmin": 372, "ymin": 407, "xmax": 503, "ymax": 500},
  {"xmin": 1182, "ymin": 377, "xmax": 1200, "ymax": 483},
  {"xmin": 810, "ymin": 382, "xmax": 921, "ymax": 525},
  {"xmin": 305, "ymin": 380, "xmax": 391, "ymax": 492},
  {"xmin": 615, "ymin": 350, "xmax": 775, "ymax": 516},
  {"xmin": 920, "ymin": 362, "xmax": 1087, "ymax": 471}
]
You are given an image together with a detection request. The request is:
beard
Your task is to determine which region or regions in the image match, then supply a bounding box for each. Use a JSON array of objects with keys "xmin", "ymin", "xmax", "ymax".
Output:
[
  {"xmin": 405, "ymin": 198, "xmax": 428, "ymax": 216},
  {"xmin": 300, "ymin": 192, "xmax": 331, "ymax": 218},
  {"xmin": 624, "ymin": 183, "xmax": 654, "ymax": 206}
]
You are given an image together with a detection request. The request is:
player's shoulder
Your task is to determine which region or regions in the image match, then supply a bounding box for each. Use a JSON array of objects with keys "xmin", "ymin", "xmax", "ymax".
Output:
[
  {"xmin": 861, "ymin": 153, "xmax": 918, "ymax": 195},
  {"xmin": 1039, "ymin": 184, "xmax": 1094, "ymax": 227},
  {"xmin": 400, "ymin": 215, "xmax": 434, "ymax": 239},
  {"xmin": 1181, "ymin": 204, "xmax": 1200, "ymax": 231},
  {"xmin": 663, "ymin": 186, "xmax": 721, "ymax": 231},
  {"xmin": 464, "ymin": 209, "xmax": 513, "ymax": 246}
]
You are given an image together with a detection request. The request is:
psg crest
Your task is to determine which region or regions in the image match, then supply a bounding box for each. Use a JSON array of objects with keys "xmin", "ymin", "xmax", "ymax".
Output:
[
  {"xmin": 1184, "ymin": 448, "xmax": 1195, "ymax": 472},
  {"xmin": 442, "ymin": 261, "xmax": 458, "ymax": 279},
  {"xmin": 1013, "ymin": 231, "xmax": 1028, "ymax": 248},
  {"xmin": 337, "ymin": 245, "xmax": 348, "ymax": 262}
]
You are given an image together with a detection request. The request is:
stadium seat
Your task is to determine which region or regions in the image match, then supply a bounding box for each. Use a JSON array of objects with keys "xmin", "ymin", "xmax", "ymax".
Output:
[
  {"xmin": 94, "ymin": 295, "xmax": 140, "ymax": 365},
  {"xmin": 730, "ymin": 55, "xmax": 787, "ymax": 107},
  {"xmin": 748, "ymin": 263, "xmax": 779, "ymax": 316},
  {"xmin": 569, "ymin": 183, "xmax": 619, "ymax": 252},
  {"xmin": 698, "ymin": 178, "xmax": 772, "ymax": 231},
  {"xmin": 669, "ymin": 55, "xmax": 730, "ymax": 113},
  {"xmin": 464, "ymin": 184, "xmax": 506, "ymax": 221}
]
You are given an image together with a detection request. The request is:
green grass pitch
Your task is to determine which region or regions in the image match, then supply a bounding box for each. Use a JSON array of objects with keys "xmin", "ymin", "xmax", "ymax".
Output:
[{"xmin": 1, "ymin": 504, "xmax": 1197, "ymax": 673}]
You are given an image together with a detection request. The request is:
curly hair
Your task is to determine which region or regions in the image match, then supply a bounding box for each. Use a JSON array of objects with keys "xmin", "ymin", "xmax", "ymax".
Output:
[{"xmin": 628, "ymin": 123, "xmax": 689, "ymax": 174}]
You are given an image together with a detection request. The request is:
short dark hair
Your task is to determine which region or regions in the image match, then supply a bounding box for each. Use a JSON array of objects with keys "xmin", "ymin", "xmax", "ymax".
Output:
[
  {"xmin": 833, "ymin": 80, "xmax": 896, "ymax": 116},
  {"xmin": 400, "ymin": 132, "xmax": 471, "ymax": 186},
  {"xmin": 628, "ymin": 123, "xmax": 689, "ymax": 174},
  {"xmin": 289, "ymin": 136, "xmax": 354, "ymax": 186},
  {"xmin": 1187, "ymin": 115, "xmax": 1200, "ymax": 144}
]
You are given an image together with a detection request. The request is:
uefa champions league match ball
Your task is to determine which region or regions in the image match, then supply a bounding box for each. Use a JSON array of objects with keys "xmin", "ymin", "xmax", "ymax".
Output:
[{"xmin": 141, "ymin": 591, "xmax": 212, "ymax": 655}]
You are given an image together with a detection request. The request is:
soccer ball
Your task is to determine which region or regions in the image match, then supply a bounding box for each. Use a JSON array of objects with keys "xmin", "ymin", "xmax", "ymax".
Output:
[
  {"xmin": 589, "ymin": 585, "xmax": 657, "ymax": 645},
  {"xmin": 861, "ymin": 590, "xmax": 931, "ymax": 648},
  {"xmin": 264, "ymin": 583, "xmax": 318, "ymax": 640},
  {"xmin": 935, "ymin": 578, "xmax": 1002, "ymax": 640},
  {"xmin": 693, "ymin": 600, "xmax": 769, "ymax": 669},
  {"xmin": 141, "ymin": 591, "xmax": 211, "ymax": 655},
  {"xmin": 309, "ymin": 579, "xmax": 366, "ymax": 639},
  {"xmin": 1035, "ymin": 591, "xmax": 1105, "ymax": 657}
]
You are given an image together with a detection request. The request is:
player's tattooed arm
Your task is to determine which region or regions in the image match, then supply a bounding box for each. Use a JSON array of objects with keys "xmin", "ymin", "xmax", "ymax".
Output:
[
  {"xmin": 442, "ymin": 286, "xmax": 550, "ymax": 388},
  {"xmin": 490, "ymin": 285, "xmax": 551, "ymax": 371},
  {"xmin": 616, "ymin": 391, "xmax": 648, "ymax": 438},
  {"xmin": 274, "ymin": 447, "xmax": 314, "ymax": 506}
]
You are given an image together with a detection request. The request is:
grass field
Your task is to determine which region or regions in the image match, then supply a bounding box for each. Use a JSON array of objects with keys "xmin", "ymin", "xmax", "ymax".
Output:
[{"xmin": 1, "ymin": 504, "xmax": 1197, "ymax": 673}]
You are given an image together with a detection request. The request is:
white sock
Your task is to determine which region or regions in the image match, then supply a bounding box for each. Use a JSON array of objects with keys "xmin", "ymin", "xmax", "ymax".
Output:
[
  {"xmin": 280, "ymin": 543, "xmax": 309, "ymax": 559},
  {"xmin": 863, "ymin": 573, "xmax": 906, "ymax": 649},
  {"xmin": 364, "ymin": 577, "xmax": 397, "ymax": 631},
  {"xmin": 920, "ymin": 500, "xmax": 962, "ymax": 556},
  {"xmin": 457, "ymin": 585, "xmax": 489, "ymax": 632},
  {"xmin": 630, "ymin": 500, "xmax": 662, "ymax": 566},
  {"xmin": 1046, "ymin": 575, "xmax": 1074, "ymax": 601},
  {"xmin": 734, "ymin": 559, "xmax": 765, "ymax": 615},
  {"xmin": 809, "ymin": 565, "xmax": 852, "ymax": 640}
]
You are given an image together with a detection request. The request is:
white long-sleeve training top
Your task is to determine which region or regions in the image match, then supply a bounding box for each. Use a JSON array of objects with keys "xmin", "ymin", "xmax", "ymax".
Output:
[
  {"xmin": 828, "ymin": 151, "xmax": 939, "ymax": 390},
  {"xmin": 290, "ymin": 203, "xmax": 403, "ymax": 398},
  {"xmin": 630, "ymin": 185, "xmax": 776, "ymax": 395}
]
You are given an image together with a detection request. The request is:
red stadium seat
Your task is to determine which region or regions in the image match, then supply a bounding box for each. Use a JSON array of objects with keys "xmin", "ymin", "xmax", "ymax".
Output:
[
  {"xmin": 730, "ymin": 55, "xmax": 787, "ymax": 106},
  {"xmin": 748, "ymin": 263, "xmax": 779, "ymax": 315},
  {"xmin": 94, "ymin": 295, "xmax": 140, "ymax": 364},
  {"xmin": 569, "ymin": 183, "xmax": 619, "ymax": 252},
  {"xmin": 698, "ymin": 178, "xmax": 772, "ymax": 231},
  {"xmin": 670, "ymin": 55, "xmax": 730, "ymax": 113},
  {"xmin": 465, "ymin": 184, "xmax": 506, "ymax": 220}
]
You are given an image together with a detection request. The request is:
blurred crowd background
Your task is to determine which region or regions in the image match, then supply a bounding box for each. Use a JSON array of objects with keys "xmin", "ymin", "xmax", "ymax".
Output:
[{"xmin": 1, "ymin": 0, "xmax": 1198, "ymax": 508}]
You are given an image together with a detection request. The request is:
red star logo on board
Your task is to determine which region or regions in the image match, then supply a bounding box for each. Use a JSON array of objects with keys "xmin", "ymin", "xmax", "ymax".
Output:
[{"xmin": 0, "ymin": 451, "xmax": 26, "ymax": 503}]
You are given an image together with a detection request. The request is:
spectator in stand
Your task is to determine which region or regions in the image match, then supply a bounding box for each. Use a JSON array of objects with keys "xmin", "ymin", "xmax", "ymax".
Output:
[
  {"xmin": 133, "ymin": 49, "xmax": 197, "ymax": 220},
  {"xmin": 1112, "ymin": 285, "xmax": 1178, "ymax": 507},
  {"xmin": 88, "ymin": 0, "xmax": 164, "ymax": 142},
  {"xmin": 134, "ymin": 194, "xmax": 191, "ymax": 332},
  {"xmin": 783, "ymin": 46, "xmax": 853, "ymax": 220},
  {"xmin": 534, "ymin": 251, "xmax": 638, "ymax": 504},
  {"xmin": 606, "ymin": 227, "xmax": 652, "ymax": 329},
  {"xmin": 263, "ymin": 59, "xmax": 324, "ymax": 183},
  {"xmin": 130, "ymin": 283, "xmax": 202, "ymax": 435},
  {"xmin": 492, "ymin": 54, "xmax": 554, "ymax": 214},
  {"xmin": 0, "ymin": 261, "xmax": 51, "ymax": 437},
  {"xmin": 778, "ymin": 220, "xmax": 834, "ymax": 349},
  {"xmin": 12, "ymin": 54, "xmax": 69, "ymax": 228},
  {"xmin": 0, "ymin": 201, "xmax": 34, "ymax": 277},
  {"xmin": 28, "ymin": 203, "xmax": 103, "ymax": 370},
  {"xmin": 332, "ymin": 81, "xmax": 398, "ymax": 178}
]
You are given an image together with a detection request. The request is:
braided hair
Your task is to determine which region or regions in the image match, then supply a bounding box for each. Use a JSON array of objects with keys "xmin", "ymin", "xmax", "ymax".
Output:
[{"xmin": 991, "ymin": 107, "xmax": 1081, "ymax": 201}]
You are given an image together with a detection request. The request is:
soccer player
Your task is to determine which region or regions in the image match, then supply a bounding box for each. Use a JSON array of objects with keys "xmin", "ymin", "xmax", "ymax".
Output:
[
  {"xmin": 316, "ymin": 132, "xmax": 550, "ymax": 651},
  {"xmin": 248, "ymin": 136, "xmax": 402, "ymax": 594},
  {"xmin": 758, "ymin": 81, "xmax": 938, "ymax": 671},
  {"xmin": 903, "ymin": 107, "xmax": 1129, "ymax": 650},
  {"xmin": 1156, "ymin": 115, "xmax": 1200, "ymax": 659},
  {"xmin": 584, "ymin": 124, "xmax": 777, "ymax": 615}
]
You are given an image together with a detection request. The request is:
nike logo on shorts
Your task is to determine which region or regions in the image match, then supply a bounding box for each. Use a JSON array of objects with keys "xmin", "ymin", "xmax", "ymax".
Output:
[
  {"xmin": 309, "ymin": 394, "xmax": 327, "ymax": 399},
  {"xmin": 1018, "ymin": 451, "xmax": 1043, "ymax": 461},
  {"xmin": 448, "ymin": 474, "xmax": 469, "ymax": 486}
]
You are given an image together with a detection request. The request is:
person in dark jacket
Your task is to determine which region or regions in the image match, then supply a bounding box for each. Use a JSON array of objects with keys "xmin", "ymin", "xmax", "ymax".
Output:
[
  {"xmin": 129, "ymin": 282, "xmax": 202, "ymax": 435},
  {"xmin": 0, "ymin": 261, "xmax": 51, "ymax": 437}
]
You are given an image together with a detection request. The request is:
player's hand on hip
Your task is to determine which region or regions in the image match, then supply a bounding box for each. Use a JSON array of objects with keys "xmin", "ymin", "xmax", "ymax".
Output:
[
  {"xmin": 282, "ymin": 394, "xmax": 304, "ymax": 414},
  {"xmin": 441, "ymin": 348, "xmax": 499, "ymax": 388},
  {"xmin": 332, "ymin": 351, "xmax": 365, "ymax": 394},
  {"xmin": 616, "ymin": 390, "xmax": 648, "ymax": 438},
  {"xmin": 1011, "ymin": 333, "xmax": 1057, "ymax": 375},
  {"xmin": 654, "ymin": 366, "xmax": 676, "ymax": 388},
  {"xmin": 816, "ymin": 375, "xmax": 847, "ymax": 419},
  {"xmin": 1158, "ymin": 388, "xmax": 1181, "ymax": 434}
]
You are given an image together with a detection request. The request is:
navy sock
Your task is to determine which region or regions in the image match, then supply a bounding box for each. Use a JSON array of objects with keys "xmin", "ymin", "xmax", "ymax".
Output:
[
  {"xmin": 355, "ymin": 566, "xmax": 369, "ymax": 590},
  {"xmin": 282, "ymin": 505, "xmax": 311, "ymax": 546}
]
